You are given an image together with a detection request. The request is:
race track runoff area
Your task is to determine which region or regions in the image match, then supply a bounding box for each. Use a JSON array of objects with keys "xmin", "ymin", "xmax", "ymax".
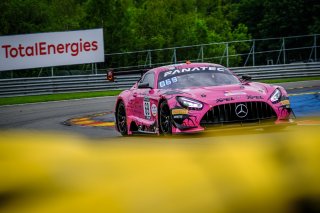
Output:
[{"xmin": 0, "ymin": 85, "xmax": 320, "ymax": 213}]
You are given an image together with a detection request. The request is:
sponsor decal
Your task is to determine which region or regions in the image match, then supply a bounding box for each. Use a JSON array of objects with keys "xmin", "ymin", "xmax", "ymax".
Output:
[
  {"xmin": 279, "ymin": 97, "xmax": 290, "ymax": 108},
  {"xmin": 247, "ymin": 95, "xmax": 263, "ymax": 100},
  {"xmin": 159, "ymin": 77, "xmax": 178, "ymax": 88},
  {"xmin": 172, "ymin": 108, "xmax": 189, "ymax": 115},
  {"xmin": 173, "ymin": 115, "xmax": 184, "ymax": 119},
  {"xmin": 1, "ymin": 39, "xmax": 98, "ymax": 58},
  {"xmin": 151, "ymin": 104, "xmax": 157, "ymax": 116},
  {"xmin": 224, "ymin": 91, "xmax": 247, "ymax": 96},
  {"xmin": 216, "ymin": 97, "xmax": 235, "ymax": 103},
  {"xmin": 163, "ymin": 66, "xmax": 226, "ymax": 78},
  {"xmin": 143, "ymin": 97, "xmax": 151, "ymax": 120},
  {"xmin": 280, "ymin": 100, "xmax": 290, "ymax": 106},
  {"xmin": 0, "ymin": 29, "xmax": 104, "ymax": 71}
]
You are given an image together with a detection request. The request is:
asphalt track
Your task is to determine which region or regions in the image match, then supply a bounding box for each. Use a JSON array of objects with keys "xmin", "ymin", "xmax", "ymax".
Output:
[{"xmin": 0, "ymin": 80, "xmax": 319, "ymax": 138}]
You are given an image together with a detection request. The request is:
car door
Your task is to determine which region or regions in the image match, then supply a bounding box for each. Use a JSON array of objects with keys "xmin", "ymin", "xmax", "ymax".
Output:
[{"xmin": 135, "ymin": 72, "xmax": 156, "ymax": 121}]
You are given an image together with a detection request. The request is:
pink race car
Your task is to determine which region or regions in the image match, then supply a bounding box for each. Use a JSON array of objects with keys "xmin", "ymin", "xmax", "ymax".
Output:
[{"xmin": 114, "ymin": 62, "xmax": 295, "ymax": 135}]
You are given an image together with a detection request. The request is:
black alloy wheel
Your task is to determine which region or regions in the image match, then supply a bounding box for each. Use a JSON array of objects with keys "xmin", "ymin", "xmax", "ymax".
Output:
[
  {"xmin": 159, "ymin": 101, "xmax": 172, "ymax": 134},
  {"xmin": 116, "ymin": 101, "xmax": 128, "ymax": 135}
]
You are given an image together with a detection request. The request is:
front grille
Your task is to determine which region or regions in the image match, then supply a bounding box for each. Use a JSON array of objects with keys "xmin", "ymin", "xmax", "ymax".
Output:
[{"xmin": 200, "ymin": 101, "xmax": 277, "ymax": 126}]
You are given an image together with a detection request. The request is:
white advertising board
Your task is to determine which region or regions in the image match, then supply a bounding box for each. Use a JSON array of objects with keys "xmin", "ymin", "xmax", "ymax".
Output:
[{"xmin": 0, "ymin": 29, "xmax": 104, "ymax": 71}]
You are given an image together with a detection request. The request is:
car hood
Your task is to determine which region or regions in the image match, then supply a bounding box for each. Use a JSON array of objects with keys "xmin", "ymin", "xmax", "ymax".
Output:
[{"xmin": 162, "ymin": 83, "xmax": 276, "ymax": 105}]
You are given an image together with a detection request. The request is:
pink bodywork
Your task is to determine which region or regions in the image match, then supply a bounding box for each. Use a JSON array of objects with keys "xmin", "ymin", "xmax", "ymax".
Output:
[{"xmin": 115, "ymin": 63, "xmax": 293, "ymax": 135}]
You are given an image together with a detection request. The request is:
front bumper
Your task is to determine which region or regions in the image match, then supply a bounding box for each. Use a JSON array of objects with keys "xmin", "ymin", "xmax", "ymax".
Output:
[{"xmin": 170, "ymin": 101, "xmax": 295, "ymax": 133}]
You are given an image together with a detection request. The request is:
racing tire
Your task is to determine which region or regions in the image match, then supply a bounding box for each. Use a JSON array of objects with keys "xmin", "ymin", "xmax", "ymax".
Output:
[
  {"xmin": 159, "ymin": 101, "xmax": 172, "ymax": 135},
  {"xmin": 116, "ymin": 101, "xmax": 128, "ymax": 135}
]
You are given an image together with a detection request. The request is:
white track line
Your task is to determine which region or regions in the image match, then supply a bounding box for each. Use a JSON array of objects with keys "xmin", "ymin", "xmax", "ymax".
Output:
[{"xmin": 289, "ymin": 91, "xmax": 320, "ymax": 96}]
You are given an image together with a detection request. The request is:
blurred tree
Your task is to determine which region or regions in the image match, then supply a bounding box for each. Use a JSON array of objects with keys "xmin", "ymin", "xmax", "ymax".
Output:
[
  {"xmin": 82, "ymin": 0, "xmax": 140, "ymax": 52},
  {"xmin": 49, "ymin": 0, "xmax": 85, "ymax": 31},
  {"xmin": 0, "ymin": 0, "xmax": 51, "ymax": 35},
  {"xmin": 259, "ymin": 0, "xmax": 306, "ymax": 37},
  {"xmin": 1, "ymin": 0, "xmax": 318, "ymax": 70},
  {"xmin": 236, "ymin": 0, "xmax": 320, "ymax": 38}
]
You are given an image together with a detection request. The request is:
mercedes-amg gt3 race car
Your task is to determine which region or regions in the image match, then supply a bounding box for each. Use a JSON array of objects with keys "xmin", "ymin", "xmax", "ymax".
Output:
[{"xmin": 114, "ymin": 62, "xmax": 295, "ymax": 135}]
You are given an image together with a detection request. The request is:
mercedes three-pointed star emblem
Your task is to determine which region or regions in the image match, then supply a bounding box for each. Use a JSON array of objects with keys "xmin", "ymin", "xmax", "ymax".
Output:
[{"xmin": 235, "ymin": 104, "xmax": 248, "ymax": 118}]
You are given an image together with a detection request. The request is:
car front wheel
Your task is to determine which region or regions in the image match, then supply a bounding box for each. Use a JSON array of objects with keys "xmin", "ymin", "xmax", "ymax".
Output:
[
  {"xmin": 116, "ymin": 101, "xmax": 128, "ymax": 135},
  {"xmin": 159, "ymin": 101, "xmax": 172, "ymax": 134}
]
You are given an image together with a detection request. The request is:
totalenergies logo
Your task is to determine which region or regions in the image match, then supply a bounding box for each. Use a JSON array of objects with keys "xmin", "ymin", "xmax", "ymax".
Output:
[
  {"xmin": 0, "ymin": 29, "xmax": 105, "ymax": 71},
  {"xmin": 1, "ymin": 38, "xmax": 98, "ymax": 59}
]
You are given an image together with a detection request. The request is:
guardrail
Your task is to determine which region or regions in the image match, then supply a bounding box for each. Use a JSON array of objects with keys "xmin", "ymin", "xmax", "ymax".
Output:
[
  {"xmin": 1, "ymin": 62, "xmax": 320, "ymax": 97},
  {"xmin": 0, "ymin": 74, "xmax": 141, "ymax": 97},
  {"xmin": 231, "ymin": 62, "xmax": 320, "ymax": 79}
]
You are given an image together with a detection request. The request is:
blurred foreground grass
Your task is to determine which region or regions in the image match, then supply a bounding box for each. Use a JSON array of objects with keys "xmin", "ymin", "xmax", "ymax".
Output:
[{"xmin": 0, "ymin": 126, "xmax": 320, "ymax": 213}]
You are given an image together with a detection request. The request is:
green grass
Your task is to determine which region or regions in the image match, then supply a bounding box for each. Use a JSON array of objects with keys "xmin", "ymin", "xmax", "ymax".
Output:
[
  {"xmin": 0, "ymin": 90, "xmax": 122, "ymax": 106},
  {"xmin": 1, "ymin": 76, "xmax": 320, "ymax": 106}
]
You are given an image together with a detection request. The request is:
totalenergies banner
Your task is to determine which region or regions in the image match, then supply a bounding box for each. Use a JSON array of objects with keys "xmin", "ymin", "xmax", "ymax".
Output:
[{"xmin": 0, "ymin": 28, "xmax": 104, "ymax": 71}]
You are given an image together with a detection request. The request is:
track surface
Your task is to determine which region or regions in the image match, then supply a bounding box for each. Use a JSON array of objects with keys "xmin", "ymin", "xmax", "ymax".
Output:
[
  {"xmin": 0, "ymin": 80, "xmax": 319, "ymax": 138},
  {"xmin": 0, "ymin": 96, "xmax": 119, "ymax": 138}
]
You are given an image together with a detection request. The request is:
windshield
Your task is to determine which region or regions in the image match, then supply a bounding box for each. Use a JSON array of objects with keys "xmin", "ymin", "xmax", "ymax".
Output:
[{"xmin": 157, "ymin": 66, "xmax": 240, "ymax": 89}]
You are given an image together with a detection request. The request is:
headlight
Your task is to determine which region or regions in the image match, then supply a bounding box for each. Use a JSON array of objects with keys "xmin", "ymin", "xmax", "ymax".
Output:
[
  {"xmin": 270, "ymin": 88, "xmax": 282, "ymax": 104},
  {"xmin": 177, "ymin": 97, "xmax": 203, "ymax": 110}
]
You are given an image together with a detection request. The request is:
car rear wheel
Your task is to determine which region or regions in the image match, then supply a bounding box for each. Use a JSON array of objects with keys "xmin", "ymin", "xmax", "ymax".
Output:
[
  {"xmin": 116, "ymin": 101, "xmax": 128, "ymax": 135},
  {"xmin": 159, "ymin": 101, "xmax": 172, "ymax": 134}
]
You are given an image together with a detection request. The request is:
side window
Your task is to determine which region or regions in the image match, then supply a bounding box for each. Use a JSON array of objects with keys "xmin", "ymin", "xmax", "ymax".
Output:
[{"xmin": 141, "ymin": 73, "xmax": 155, "ymax": 88}]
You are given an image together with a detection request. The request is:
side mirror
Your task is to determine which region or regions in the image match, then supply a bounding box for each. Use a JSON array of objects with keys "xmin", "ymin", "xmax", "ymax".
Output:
[
  {"xmin": 138, "ymin": 82, "xmax": 151, "ymax": 89},
  {"xmin": 241, "ymin": 75, "xmax": 252, "ymax": 81}
]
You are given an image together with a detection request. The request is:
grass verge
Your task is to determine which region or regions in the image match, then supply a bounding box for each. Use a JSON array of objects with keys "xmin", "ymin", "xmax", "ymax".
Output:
[
  {"xmin": 0, "ymin": 90, "xmax": 122, "ymax": 106},
  {"xmin": 1, "ymin": 76, "xmax": 319, "ymax": 106}
]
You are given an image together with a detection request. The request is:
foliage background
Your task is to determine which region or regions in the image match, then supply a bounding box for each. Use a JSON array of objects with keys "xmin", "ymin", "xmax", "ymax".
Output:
[{"xmin": 1, "ymin": 0, "xmax": 319, "ymax": 53}]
